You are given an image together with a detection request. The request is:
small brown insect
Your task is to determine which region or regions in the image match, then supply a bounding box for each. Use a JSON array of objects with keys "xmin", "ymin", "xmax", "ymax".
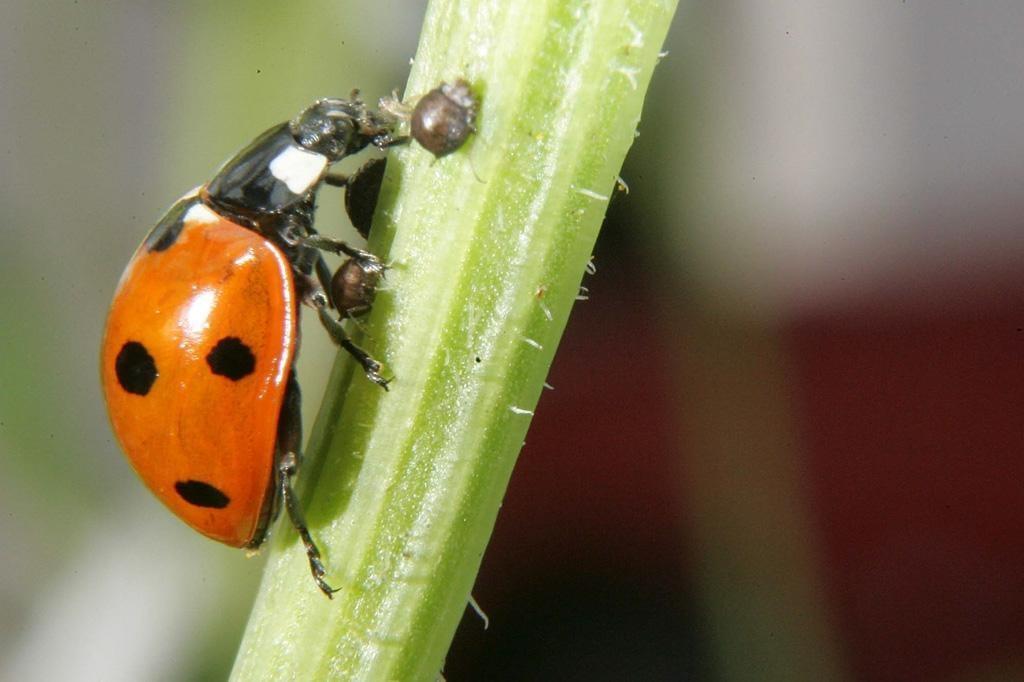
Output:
[
  {"xmin": 332, "ymin": 257, "xmax": 382, "ymax": 318},
  {"xmin": 410, "ymin": 80, "xmax": 478, "ymax": 157}
]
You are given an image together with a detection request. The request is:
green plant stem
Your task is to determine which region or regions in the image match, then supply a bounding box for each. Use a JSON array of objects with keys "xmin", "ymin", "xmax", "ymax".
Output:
[{"xmin": 231, "ymin": 0, "xmax": 677, "ymax": 678}]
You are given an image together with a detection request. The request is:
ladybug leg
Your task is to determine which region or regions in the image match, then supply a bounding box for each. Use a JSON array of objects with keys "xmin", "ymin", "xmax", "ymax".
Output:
[
  {"xmin": 316, "ymin": 306, "xmax": 390, "ymax": 390},
  {"xmin": 295, "ymin": 269, "xmax": 390, "ymax": 389},
  {"xmin": 343, "ymin": 301, "xmax": 373, "ymax": 320},
  {"xmin": 277, "ymin": 375, "xmax": 338, "ymax": 599},
  {"xmin": 279, "ymin": 452, "xmax": 337, "ymax": 598},
  {"xmin": 323, "ymin": 172, "xmax": 348, "ymax": 188},
  {"xmin": 374, "ymin": 133, "xmax": 410, "ymax": 149},
  {"xmin": 313, "ymin": 255, "xmax": 335, "ymax": 303},
  {"xmin": 347, "ymin": 91, "xmax": 404, "ymax": 150},
  {"xmin": 301, "ymin": 234, "xmax": 384, "ymax": 273}
]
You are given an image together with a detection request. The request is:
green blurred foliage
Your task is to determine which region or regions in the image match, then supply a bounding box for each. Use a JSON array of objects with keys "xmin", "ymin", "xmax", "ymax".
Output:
[{"xmin": 0, "ymin": 1, "xmax": 423, "ymax": 678}]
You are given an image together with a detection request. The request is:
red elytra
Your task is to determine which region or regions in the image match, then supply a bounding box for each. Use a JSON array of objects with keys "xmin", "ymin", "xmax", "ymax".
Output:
[{"xmin": 101, "ymin": 199, "xmax": 295, "ymax": 547}]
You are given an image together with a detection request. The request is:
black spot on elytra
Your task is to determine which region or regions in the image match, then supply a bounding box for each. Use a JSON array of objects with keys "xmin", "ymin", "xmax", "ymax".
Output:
[
  {"xmin": 174, "ymin": 480, "xmax": 230, "ymax": 508},
  {"xmin": 206, "ymin": 336, "xmax": 256, "ymax": 380},
  {"xmin": 115, "ymin": 341, "xmax": 157, "ymax": 395},
  {"xmin": 144, "ymin": 197, "xmax": 191, "ymax": 252}
]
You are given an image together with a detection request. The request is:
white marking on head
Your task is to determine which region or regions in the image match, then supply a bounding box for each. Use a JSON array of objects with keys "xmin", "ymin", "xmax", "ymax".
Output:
[
  {"xmin": 183, "ymin": 202, "xmax": 220, "ymax": 224},
  {"xmin": 269, "ymin": 145, "xmax": 328, "ymax": 194}
]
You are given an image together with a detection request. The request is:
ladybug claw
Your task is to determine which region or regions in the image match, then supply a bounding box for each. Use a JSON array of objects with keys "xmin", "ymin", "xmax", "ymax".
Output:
[
  {"xmin": 359, "ymin": 357, "xmax": 392, "ymax": 390},
  {"xmin": 366, "ymin": 369, "xmax": 391, "ymax": 391},
  {"xmin": 316, "ymin": 308, "xmax": 391, "ymax": 390},
  {"xmin": 308, "ymin": 555, "xmax": 339, "ymax": 598}
]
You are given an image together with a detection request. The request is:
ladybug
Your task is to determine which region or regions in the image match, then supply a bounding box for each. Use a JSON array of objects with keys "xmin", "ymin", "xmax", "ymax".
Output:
[{"xmin": 101, "ymin": 96, "xmax": 396, "ymax": 597}]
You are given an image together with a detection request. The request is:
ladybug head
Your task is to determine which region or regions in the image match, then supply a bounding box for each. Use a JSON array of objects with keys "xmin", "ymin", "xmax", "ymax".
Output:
[{"xmin": 290, "ymin": 98, "xmax": 393, "ymax": 162}]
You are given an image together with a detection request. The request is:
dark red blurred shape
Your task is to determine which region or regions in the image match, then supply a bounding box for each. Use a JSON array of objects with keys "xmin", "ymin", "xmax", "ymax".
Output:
[
  {"xmin": 795, "ymin": 298, "xmax": 1024, "ymax": 682},
  {"xmin": 446, "ymin": 231, "xmax": 1024, "ymax": 680}
]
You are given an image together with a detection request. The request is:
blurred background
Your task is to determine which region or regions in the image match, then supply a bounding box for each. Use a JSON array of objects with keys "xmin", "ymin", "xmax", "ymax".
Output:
[{"xmin": 2, "ymin": 1, "xmax": 1023, "ymax": 680}]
